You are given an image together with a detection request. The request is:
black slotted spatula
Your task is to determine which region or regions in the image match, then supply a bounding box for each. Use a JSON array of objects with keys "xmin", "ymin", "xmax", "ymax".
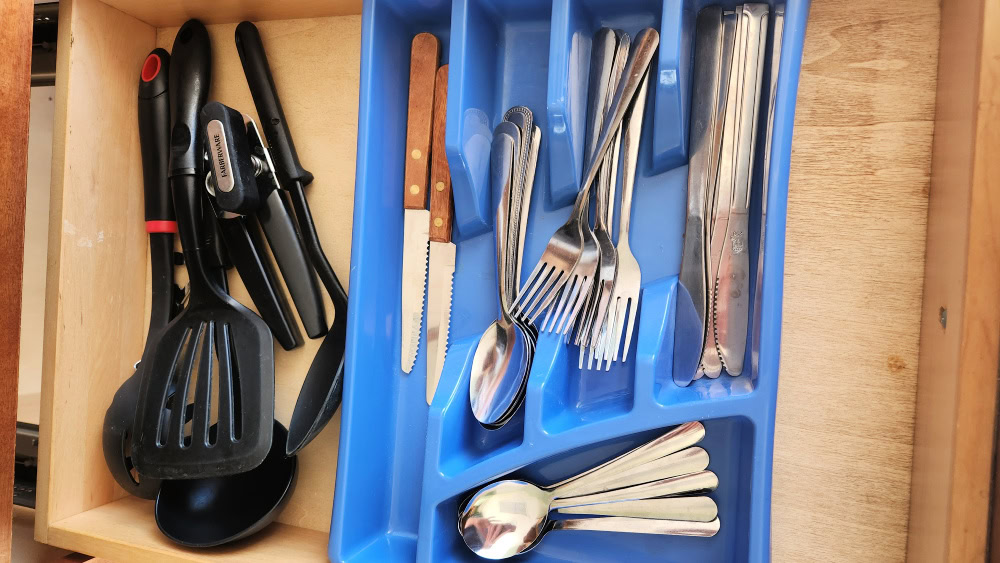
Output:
[{"xmin": 132, "ymin": 19, "xmax": 275, "ymax": 480}]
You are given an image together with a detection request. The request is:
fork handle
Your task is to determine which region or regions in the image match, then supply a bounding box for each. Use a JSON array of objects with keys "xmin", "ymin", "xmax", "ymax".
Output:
[{"xmin": 617, "ymin": 68, "xmax": 650, "ymax": 246}]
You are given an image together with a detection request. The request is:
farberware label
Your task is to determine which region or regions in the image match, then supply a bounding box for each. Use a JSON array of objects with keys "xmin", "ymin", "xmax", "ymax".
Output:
[{"xmin": 207, "ymin": 119, "xmax": 234, "ymax": 192}]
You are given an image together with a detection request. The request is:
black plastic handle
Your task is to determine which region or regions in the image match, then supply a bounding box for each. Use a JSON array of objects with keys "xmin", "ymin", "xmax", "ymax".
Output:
[
  {"xmin": 139, "ymin": 48, "xmax": 173, "ymax": 223},
  {"xmin": 235, "ymin": 21, "xmax": 314, "ymax": 188},
  {"xmin": 201, "ymin": 101, "xmax": 261, "ymax": 215},
  {"xmin": 169, "ymin": 20, "xmax": 212, "ymax": 179},
  {"xmin": 257, "ymin": 190, "xmax": 328, "ymax": 338},
  {"xmin": 216, "ymin": 213, "xmax": 303, "ymax": 350},
  {"xmin": 168, "ymin": 20, "xmax": 215, "ymax": 294}
]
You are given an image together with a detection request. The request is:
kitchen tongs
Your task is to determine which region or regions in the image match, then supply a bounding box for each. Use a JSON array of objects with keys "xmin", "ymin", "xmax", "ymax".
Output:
[{"xmin": 234, "ymin": 21, "xmax": 349, "ymax": 456}]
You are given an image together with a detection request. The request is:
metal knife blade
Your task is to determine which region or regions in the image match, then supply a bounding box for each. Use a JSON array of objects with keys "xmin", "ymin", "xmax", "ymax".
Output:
[
  {"xmin": 399, "ymin": 33, "xmax": 440, "ymax": 373},
  {"xmin": 717, "ymin": 4, "xmax": 768, "ymax": 376},
  {"xmin": 701, "ymin": 8, "xmax": 744, "ymax": 379},
  {"xmin": 427, "ymin": 241, "xmax": 455, "ymax": 403},
  {"xmin": 401, "ymin": 210, "xmax": 430, "ymax": 373},
  {"xmin": 426, "ymin": 64, "xmax": 453, "ymax": 404},
  {"xmin": 674, "ymin": 8, "xmax": 726, "ymax": 386}
]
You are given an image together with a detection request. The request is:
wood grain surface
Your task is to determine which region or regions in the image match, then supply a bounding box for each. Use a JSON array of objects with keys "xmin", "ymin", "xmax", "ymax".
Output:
[
  {"xmin": 910, "ymin": 0, "xmax": 1000, "ymax": 560},
  {"xmin": 771, "ymin": 0, "xmax": 939, "ymax": 561},
  {"xmin": 0, "ymin": 0, "xmax": 33, "ymax": 559}
]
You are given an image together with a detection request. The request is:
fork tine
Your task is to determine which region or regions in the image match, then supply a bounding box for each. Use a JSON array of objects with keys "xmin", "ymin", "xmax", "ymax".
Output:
[
  {"xmin": 546, "ymin": 282, "xmax": 573, "ymax": 333},
  {"xmin": 555, "ymin": 277, "xmax": 584, "ymax": 334},
  {"xmin": 609, "ymin": 298, "xmax": 624, "ymax": 364},
  {"xmin": 604, "ymin": 299, "xmax": 622, "ymax": 366},
  {"xmin": 522, "ymin": 267, "xmax": 561, "ymax": 321},
  {"xmin": 514, "ymin": 261, "xmax": 549, "ymax": 312},
  {"xmin": 604, "ymin": 310, "xmax": 618, "ymax": 370},
  {"xmin": 567, "ymin": 276, "xmax": 594, "ymax": 340},
  {"xmin": 540, "ymin": 288, "xmax": 559, "ymax": 331},
  {"xmin": 621, "ymin": 298, "xmax": 637, "ymax": 362},
  {"xmin": 526, "ymin": 271, "xmax": 566, "ymax": 323},
  {"xmin": 580, "ymin": 285, "xmax": 601, "ymax": 347}
]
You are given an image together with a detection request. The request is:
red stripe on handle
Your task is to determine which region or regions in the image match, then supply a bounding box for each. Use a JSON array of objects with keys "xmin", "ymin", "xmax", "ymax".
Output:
[{"xmin": 146, "ymin": 220, "xmax": 178, "ymax": 233}]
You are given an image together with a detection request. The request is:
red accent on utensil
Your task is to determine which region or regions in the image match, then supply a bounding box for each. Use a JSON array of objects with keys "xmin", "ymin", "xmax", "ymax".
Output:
[
  {"xmin": 141, "ymin": 54, "xmax": 161, "ymax": 82},
  {"xmin": 146, "ymin": 220, "xmax": 178, "ymax": 233}
]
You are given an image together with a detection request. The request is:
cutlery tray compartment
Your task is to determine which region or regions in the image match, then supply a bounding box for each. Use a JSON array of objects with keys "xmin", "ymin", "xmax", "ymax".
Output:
[
  {"xmin": 336, "ymin": 0, "xmax": 809, "ymax": 562},
  {"xmin": 37, "ymin": 0, "xmax": 362, "ymax": 560}
]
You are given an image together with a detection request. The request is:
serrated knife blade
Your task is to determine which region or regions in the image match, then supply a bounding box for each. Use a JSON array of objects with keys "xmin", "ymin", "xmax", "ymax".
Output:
[
  {"xmin": 427, "ymin": 240, "xmax": 455, "ymax": 402},
  {"xmin": 399, "ymin": 33, "xmax": 440, "ymax": 374},
  {"xmin": 426, "ymin": 64, "xmax": 453, "ymax": 404},
  {"xmin": 401, "ymin": 210, "xmax": 430, "ymax": 373}
]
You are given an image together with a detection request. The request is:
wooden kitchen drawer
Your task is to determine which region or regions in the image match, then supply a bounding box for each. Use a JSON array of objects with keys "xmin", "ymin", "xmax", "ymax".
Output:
[
  {"xmin": 29, "ymin": 0, "xmax": 1000, "ymax": 561},
  {"xmin": 36, "ymin": 0, "xmax": 361, "ymax": 561}
]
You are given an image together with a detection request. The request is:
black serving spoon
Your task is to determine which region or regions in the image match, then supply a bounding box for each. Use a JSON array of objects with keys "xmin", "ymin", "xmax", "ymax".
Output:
[
  {"xmin": 235, "ymin": 21, "xmax": 348, "ymax": 455},
  {"xmin": 155, "ymin": 419, "xmax": 298, "ymax": 547}
]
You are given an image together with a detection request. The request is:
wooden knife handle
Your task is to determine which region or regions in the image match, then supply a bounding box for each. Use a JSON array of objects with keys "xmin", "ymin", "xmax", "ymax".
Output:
[
  {"xmin": 429, "ymin": 64, "xmax": 452, "ymax": 243},
  {"xmin": 403, "ymin": 32, "xmax": 440, "ymax": 210}
]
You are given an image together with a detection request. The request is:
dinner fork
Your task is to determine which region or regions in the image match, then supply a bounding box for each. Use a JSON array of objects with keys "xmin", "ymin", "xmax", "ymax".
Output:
[
  {"xmin": 579, "ymin": 32, "xmax": 630, "ymax": 367},
  {"xmin": 515, "ymin": 28, "xmax": 660, "ymax": 325},
  {"xmin": 602, "ymin": 66, "xmax": 651, "ymax": 367}
]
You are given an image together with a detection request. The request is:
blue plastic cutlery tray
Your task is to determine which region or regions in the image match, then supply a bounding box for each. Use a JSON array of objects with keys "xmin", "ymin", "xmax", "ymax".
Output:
[{"xmin": 333, "ymin": 0, "xmax": 809, "ymax": 561}]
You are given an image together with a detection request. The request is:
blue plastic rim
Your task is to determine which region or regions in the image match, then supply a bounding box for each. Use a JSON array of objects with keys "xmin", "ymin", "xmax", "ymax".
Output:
[{"xmin": 333, "ymin": 0, "xmax": 810, "ymax": 561}]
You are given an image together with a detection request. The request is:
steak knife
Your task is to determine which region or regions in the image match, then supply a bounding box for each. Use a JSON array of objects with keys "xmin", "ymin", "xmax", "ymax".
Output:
[
  {"xmin": 400, "ymin": 32, "xmax": 440, "ymax": 373},
  {"xmin": 426, "ymin": 64, "xmax": 454, "ymax": 403}
]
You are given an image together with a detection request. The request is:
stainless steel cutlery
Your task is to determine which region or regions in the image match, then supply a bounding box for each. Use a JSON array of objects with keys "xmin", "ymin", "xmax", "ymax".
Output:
[
  {"xmin": 458, "ymin": 421, "xmax": 720, "ymax": 559},
  {"xmin": 470, "ymin": 109, "xmax": 541, "ymax": 428},
  {"xmin": 676, "ymin": 5, "xmax": 778, "ymax": 384}
]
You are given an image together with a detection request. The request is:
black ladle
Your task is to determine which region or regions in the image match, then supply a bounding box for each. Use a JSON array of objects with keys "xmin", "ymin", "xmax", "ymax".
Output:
[
  {"xmin": 155, "ymin": 419, "xmax": 297, "ymax": 547},
  {"xmin": 102, "ymin": 46, "xmax": 179, "ymax": 499}
]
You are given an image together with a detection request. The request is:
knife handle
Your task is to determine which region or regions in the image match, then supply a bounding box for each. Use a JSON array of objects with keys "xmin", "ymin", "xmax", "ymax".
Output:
[
  {"xmin": 429, "ymin": 65, "xmax": 452, "ymax": 243},
  {"xmin": 403, "ymin": 33, "xmax": 440, "ymax": 210}
]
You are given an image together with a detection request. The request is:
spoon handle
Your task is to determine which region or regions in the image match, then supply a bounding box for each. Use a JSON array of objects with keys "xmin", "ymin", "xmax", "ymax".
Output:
[
  {"xmin": 549, "ymin": 470, "xmax": 717, "ymax": 510},
  {"xmin": 555, "ymin": 496, "xmax": 719, "ymax": 523},
  {"xmin": 551, "ymin": 422, "xmax": 705, "ymax": 496},
  {"xmin": 552, "ymin": 516, "xmax": 720, "ymax": 538}
]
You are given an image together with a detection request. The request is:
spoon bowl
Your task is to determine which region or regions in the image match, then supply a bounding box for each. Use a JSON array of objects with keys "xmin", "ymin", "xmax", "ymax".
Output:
[
  {"xmin": 459, "ymin": 480, "xmax": 552, "ymax": 560},
  {"xmin": 470, "ymin": 317, "xmax": 527, "ymax": 426},
  {"xmin": 155, "ymin": 419, "xmax": 297, "ymax": 547}
]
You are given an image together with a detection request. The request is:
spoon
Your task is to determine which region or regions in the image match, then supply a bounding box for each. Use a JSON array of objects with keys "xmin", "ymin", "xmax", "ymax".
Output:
[
  {"xmin": 470, "ymin": 130, "xmax": 529, "ymax": 426},
  {"xmin": 459, "ymin": 423, "xmax": 710, "ymax": 549},
  {"xmin": 459, "ymin": 446, "xmax": 710, "ymax": 534},
  {"xmin": 155, "ymin": 419, "xmax": 297, "ymax": 547},
  {"xmin": 464, "ymin": 516, "xmax": 721, "ymax": 560}
]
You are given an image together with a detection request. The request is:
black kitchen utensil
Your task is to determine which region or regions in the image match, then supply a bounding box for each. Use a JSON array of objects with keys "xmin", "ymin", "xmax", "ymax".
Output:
[
  {"xmin": 132, "ymin": 19, "xmax": 274, "ymax": 480},
  {"xmin": 202, "ymin": 100, "xmax": 328, "ymax": 341},
  {"xmin": 235, "ymin": 20, "xmax": 349, "ymax": 455},
  {"xmin": 202, "ymin": 101, "xmax": 304, "ymax": 350},
  {"xmin": 155, "ymin": 419, "xmax": 297, "ymax": 547},
  {"xmin": 102, "ymin": 47, "xmax": 178, "ymax": 499}
]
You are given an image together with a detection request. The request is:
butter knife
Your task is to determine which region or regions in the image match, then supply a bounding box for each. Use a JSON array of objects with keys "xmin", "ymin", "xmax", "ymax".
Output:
[
  {"xmin": 716, "ymin": 4, "xmax": 768, "ymax": 376},
  {"xmin": 400, "ymin": 33, "xmax": 439, "ymax": 374},
  {"xmin": 427, "ymin": 64, "xmax": 454, "ymax": 403}
]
